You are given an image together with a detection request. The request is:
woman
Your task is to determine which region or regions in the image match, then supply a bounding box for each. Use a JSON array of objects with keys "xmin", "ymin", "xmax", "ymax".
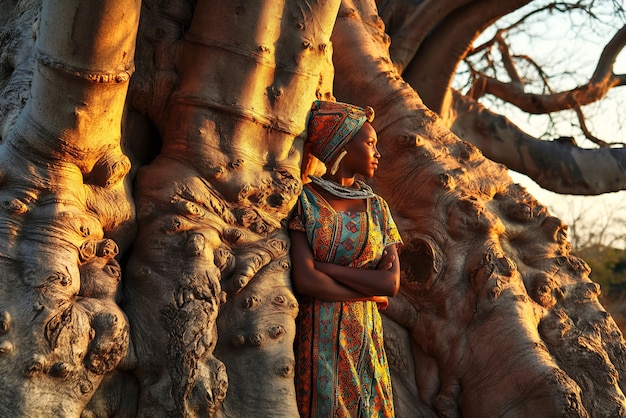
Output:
[{"xmin": 289, "ymin": 100, "xmax": 402, "ymax": 417}]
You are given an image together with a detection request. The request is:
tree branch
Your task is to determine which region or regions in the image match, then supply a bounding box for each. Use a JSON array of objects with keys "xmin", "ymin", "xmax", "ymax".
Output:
[
  {"xmin": 474, "ymin": 24, "xmax": 626, "ymax": 114},
  {"xmin": 572, "ymin": 104, "xmax": 613, "ymax": 147},
  {"xmin": 377, "ymin": 0, "xmax": 474, "ymax": 73},
  {"xmin": 450, "ymin": 90, "xmax": 626, "ymax": 194},
  {"xmin": 400, "ymin": 0, "xmax": 531, "ymax": 114},
  {"xmin": 495, "ymin": 32, "xmax": 523, "ymax": 86}
]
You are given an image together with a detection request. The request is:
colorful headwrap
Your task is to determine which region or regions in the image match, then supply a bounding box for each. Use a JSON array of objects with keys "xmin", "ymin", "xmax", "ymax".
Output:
[{"xmin": 306, "ymin": 100, "xmax": 375, "ymax": 169}]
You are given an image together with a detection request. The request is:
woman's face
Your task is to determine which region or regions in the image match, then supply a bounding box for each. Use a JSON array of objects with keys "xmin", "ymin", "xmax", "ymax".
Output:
[{"xmin": 342, "ymin": 122, "xmax": 380, "ymax": 178}]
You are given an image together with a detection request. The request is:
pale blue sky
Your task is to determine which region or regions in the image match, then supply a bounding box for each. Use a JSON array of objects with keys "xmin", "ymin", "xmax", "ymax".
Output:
[{"xmin": 467, "ymin": 3, "xmax": 626, "ymax": 249}]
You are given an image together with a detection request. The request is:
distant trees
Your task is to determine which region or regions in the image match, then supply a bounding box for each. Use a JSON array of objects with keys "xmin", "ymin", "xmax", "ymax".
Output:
[
  {"xmin": 555, "ymin": 196, "xmax": 626, "ymax": 331},
  {"xmin": 549, "ymin": 195, "xmax": 626, "ymax": 290}
]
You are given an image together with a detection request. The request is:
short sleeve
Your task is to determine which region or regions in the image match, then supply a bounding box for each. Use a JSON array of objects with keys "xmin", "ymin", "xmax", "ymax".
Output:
[
  {"xmin": 288, "ymin": 198, "xmax": 306, "ymax": 232},
  {"xmin": 377, "ymin": 196, "xmax": 403, "ymax": 248}
]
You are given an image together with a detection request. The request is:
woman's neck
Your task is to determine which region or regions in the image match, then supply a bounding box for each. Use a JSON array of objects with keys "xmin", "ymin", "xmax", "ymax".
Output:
[
  {"xmin": 308, "ymin": 175, "xmax": 374, "ymax": 201},
  {"xmin": 309, "ymin": 182, "xmax": 367, "ymax": 212},
  {"xmin": 322, "ymin": 173, "xmax": 355, "ymax": 188}
]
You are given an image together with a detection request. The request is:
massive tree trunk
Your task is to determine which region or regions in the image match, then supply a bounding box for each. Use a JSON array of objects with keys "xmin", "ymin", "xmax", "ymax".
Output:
[
  {"xmin": 122, "ymin": 0, "xmax": 337, "ymax": 415},
  {"xmin": 0, "ymin": 0, "xmax": 624, "ymax": 417},
  {"xmin": 0, "ymin": 0, "xmax": 138, "ymax": 415},
  {"xmin": 332, "ymin": 2, "xmax": 626, "ymax": 416}
]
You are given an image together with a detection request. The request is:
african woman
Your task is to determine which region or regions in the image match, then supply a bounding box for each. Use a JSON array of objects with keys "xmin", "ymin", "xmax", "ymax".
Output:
[{"xmin": 289, "ymin": 100, "xmax": 402, "ymax": 417}]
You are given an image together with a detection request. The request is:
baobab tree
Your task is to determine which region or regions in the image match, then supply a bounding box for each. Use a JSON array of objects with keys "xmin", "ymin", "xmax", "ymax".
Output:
[{"xmin": 0, "ymin": 0, "xmax": 625, "ymax": 417}]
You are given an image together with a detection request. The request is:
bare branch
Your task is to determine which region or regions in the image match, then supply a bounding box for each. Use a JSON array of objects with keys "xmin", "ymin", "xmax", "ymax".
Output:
[
  {"xmin": 473, "ymin": 24, "xmax": 626, "ymax": 114},
  {"xmin": 468, "ymin": 37, "xmax": 557, "ymax": 100},
  {"xmin": 495, "ymin": 32, "xmax": 523, "ymax": 85},
  {"xmin": 511, "ymin": 54, "xmax": 555, "ymax": 94},
  {"xmin": 450, "ymin": 90, "xmax": 626, "ymax": 195},
  {"xmin": 400, "ymin": 0, "xmax": 531, "ymax": 114},
  {"xmin": 467, "ymin": 2, "xmax": 596, "ymax": 59},
  {"xmin": 572, "ymin": 105, "xmax": 615, "ymax": 147}
]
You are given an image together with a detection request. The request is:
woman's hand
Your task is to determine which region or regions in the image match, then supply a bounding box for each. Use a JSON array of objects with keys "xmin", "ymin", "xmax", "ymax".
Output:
[
  {"xmin": 370, "ymin": 295, "xmax": 389, "ymax": 310},
  {"xmin": 377, "ymin": 249, "xmax": 396, "ymax": 271}
]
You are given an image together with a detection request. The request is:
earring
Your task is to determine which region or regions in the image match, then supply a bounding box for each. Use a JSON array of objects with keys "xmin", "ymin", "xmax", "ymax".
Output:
[{"xmin": 328, "ymin": 149, "xmax": 347, "ymax": 175}]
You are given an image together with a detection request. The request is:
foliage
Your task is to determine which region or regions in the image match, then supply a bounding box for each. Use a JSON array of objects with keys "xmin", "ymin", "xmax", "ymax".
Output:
[
  {"xmin": 575, "ymin": 244, "xmax": 626, "ymax": 295},
  {"xmin": 576, "ymin": 243, "xmax": 626, "ymax": 333}
]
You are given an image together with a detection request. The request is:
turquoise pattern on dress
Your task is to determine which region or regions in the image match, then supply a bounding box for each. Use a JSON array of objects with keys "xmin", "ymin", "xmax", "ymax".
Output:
[{"xmin": 289, "ymin": 184, "xmax": 402, "ymax": 417}]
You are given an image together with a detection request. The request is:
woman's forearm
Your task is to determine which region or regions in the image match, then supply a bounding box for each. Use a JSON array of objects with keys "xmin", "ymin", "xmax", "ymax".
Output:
[
  {"xmin": 314, "ymin": 246, "xmax": 400, "ymax": 296},
  {"xmin": 290, "ymin": 230, "xmax": 385, "ymax": 301},
  {"xmin": 294, "ymin": 258, "xmax": 389, "ymax": 303},
  {"xmin": 315, "ymin": 262, "xmax": 397, "ymax": 296},
  {"xmin": 295, "ymin": 268, "xmax": 368, "ymax": 300}
]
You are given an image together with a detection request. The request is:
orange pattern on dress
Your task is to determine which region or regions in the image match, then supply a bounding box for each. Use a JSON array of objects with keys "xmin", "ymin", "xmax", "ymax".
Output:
[{"xmin": 289, "ymin": 185, "xmax": 402, "ymax": 417}]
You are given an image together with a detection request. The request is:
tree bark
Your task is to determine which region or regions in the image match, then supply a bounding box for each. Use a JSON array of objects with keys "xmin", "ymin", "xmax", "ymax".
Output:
[
  {"xmin": 122, "ymin": 0, "xmax": 339, "ymax": 415},
  {"xmin": 332, "ymin": 0, "xmax": 626, "ymax": 416},
  {"xmin": 0, "ymin": 0, "xmax": 625, "ymax": 417},
  {"xmin": 0, "ymin": 0, "xmax": 139, "ymax": 415},
  {"xmin": 376, "ymin": 0, "xmax": 473, "ymax": 73}
]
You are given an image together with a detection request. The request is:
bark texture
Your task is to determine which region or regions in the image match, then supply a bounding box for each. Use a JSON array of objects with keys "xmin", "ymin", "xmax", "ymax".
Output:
[
  {"xmin": 122, "ymin": 0, "xmax": 338, "ymax": 416},
  {"xmin": 0, "ymin": 0, "xmax": 624, "ymax": 417},
  {"xmin": 331, "ymin": 1, "xmax": 626, "ymax": 416},
  {"xmin": 0, "ymin": 0, "xmax": 138, "ymax": 415}
]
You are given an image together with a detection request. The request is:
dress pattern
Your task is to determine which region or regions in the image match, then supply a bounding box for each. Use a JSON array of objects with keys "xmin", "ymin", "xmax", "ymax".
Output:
[{"xmin": 289, "ymin": 185, "xmax": 402, "ymax": 417}]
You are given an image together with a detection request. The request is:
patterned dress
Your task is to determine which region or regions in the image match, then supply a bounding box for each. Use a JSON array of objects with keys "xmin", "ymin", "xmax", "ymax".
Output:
[{"xmin": 289, "ymin": 185, "xmax": 402, "ymax": 417}]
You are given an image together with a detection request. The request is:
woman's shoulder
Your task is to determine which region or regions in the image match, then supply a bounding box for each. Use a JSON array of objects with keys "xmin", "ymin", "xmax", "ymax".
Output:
[
  {"xmin": 301, "ymin": 183, "xmax": 318, "ymax": 202},
  {"xmin": 300, "ymin": 183, "xmax": 329, "ymax": 211},
  {"xmin": 368, "ymin": 193, "xmax": 397, "ymax": 225},
  {"xmin": 369, "ymin": 192, "xmax": 390, "ymax": 209}
]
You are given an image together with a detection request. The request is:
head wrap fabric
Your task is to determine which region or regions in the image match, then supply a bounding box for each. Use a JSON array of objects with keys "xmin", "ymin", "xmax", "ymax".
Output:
[{"xmin": 305, "ymin": 100, "xmax": 375, "ymax": 166}]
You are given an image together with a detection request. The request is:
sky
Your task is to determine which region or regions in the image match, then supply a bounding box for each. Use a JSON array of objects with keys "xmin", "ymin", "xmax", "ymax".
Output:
[
  {"xmin": 509, "ymin": 44, "xmax": 626, "ymax": 249},
  {"xmin": 465, "ymin": 2, "xmax": 626, "ymax": 249}
]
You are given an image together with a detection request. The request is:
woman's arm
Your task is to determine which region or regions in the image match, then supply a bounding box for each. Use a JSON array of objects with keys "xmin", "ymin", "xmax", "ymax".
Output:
[
  {"xmin": 289, "ymin": 229, "xmax": 386, "ymax": 303},
  {"xmin": 314, "ymin": 244, "xmax": 401, "ymax": 297}
]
